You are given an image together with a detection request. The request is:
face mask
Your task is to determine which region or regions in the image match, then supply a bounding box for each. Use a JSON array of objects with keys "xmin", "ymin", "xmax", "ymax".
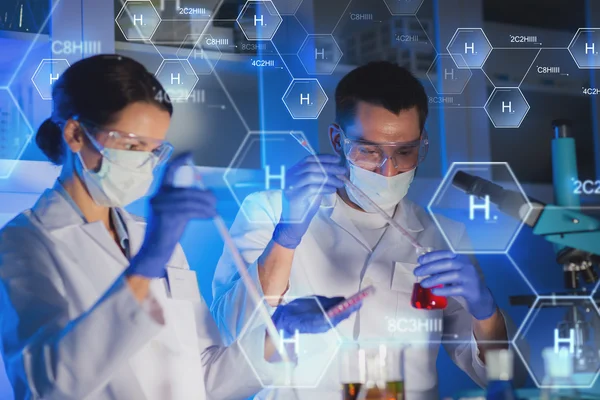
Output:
[
  {"xmin": 345, "ymin": 163, "xmax": 415, "ymax": 213},
  {"xmin": 77, "ymin": 149, "xmax": 157, "ymax": 207}
]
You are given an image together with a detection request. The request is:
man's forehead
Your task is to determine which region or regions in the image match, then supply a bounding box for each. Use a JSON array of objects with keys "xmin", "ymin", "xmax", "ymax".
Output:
[{"xmin": 343, "ymin": 105, "xmax": 421, "ymax": 142}]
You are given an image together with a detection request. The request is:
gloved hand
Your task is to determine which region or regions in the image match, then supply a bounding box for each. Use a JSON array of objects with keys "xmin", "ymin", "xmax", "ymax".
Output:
[
  {"xmin": 272, "ymin": 296, "xmax": 361, "ymax": 337},
  {"xmin": 273, "ymin": 155, "xmax": 347, "ymax": 249},
  {"xmin": 126, "ymin": 153, "xmax": 217, "ymax": 279},
  {"xmin": 414, "ymin": 250, "xmax": 497, "ymax": 320}
]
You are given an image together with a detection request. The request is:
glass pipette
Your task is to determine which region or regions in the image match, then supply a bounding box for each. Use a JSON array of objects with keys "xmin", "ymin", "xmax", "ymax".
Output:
[
  {"xmin": 174, "ymin": 162, "xmax": 292, "ymax": 365},
  {"xmin": 290, "ymin": 132, "xmax": 425, "ymax": 251}
]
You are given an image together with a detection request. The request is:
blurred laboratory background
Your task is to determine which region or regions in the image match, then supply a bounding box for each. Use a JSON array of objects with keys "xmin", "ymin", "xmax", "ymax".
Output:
[{"xmin": 1, "ymin": 0, "xmax": 600, "ymax": 398}]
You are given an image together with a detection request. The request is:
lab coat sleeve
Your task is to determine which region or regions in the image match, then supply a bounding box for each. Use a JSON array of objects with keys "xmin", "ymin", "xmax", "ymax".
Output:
[
  {"xmin": 0, "ymin": 222, "xmax": 165, "ymax": 400},
  {"xmin": 441, "ymin": 224, "xmax": 520, "ymax": 388},
  {"xmin": 211, "ymin": 191, "xmax": 283, "ymax": 345},
  {"xmin": 196, "ymin": 298, "xmax": 278, "ymax": 400}
]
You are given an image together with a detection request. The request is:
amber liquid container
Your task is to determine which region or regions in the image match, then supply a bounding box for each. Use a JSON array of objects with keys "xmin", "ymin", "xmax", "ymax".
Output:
[
  {"xmin": 342, "ymin": 381, "xmax": 405, "ymax": 400},
  {"xmin": 339, "ymin": 344, "xmax": 406, "ymax": 400}
]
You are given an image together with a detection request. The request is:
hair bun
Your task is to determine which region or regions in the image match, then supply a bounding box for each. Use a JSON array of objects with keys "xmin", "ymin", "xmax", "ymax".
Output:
[{"xmin": 35, "ymin": 118, "xmax": 65, "ymax": 165}]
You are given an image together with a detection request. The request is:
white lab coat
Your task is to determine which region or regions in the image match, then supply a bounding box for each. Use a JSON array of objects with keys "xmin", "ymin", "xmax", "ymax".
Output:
[
  {"xmin": 0, "ymin": 185, "xmax": 273, "ymax": 400},
  {"xmin": 212, "ymin": 191, "xmax": 518, "ymax": 400}
]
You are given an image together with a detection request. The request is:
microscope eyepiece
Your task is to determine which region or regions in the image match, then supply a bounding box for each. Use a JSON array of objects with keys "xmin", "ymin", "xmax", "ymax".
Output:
[{"xmin": 552, "ymin": 119, "xmax": 572, "ymax": 139}]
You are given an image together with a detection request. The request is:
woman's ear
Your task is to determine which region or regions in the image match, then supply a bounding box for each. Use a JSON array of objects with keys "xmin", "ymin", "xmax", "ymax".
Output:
[
  {"xmin": 329, "ymin": 123, "xmax": 343, "ymax": 155},
  {"xmin": 63, "ymin": 120, "xmax": 85, "ymax": 153}
]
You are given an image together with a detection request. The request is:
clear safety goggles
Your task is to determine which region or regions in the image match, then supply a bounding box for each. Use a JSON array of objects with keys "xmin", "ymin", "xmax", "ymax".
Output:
[
  {"xmin": 74, "ymin": 116, "xmax": 174, "ymax": 169},
  {"xmin": 340, "ymin": 130, "xmax": 429, "ymax": 171}
]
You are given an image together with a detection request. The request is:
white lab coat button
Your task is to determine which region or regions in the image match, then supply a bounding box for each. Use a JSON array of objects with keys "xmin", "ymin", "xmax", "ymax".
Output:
[{"xmin": 363, "ymin": 278, "xmax": 373, "ymax": 287}]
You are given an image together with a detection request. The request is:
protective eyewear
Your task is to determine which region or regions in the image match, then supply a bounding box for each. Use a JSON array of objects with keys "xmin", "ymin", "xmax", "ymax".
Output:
[
  {"xmin": 340, "ymin": 130, "xmax": 429, "ymax": 171},
  {"xmin": 74, "ymin": 116, "xmax": 174, "ymax": 169}
]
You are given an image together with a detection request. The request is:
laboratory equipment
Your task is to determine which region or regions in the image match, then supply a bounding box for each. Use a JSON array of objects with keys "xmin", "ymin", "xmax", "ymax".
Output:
[
  {"xmin": 556, "ymin": 302, "xmax": 599, "ymax": 373},
  {"xmin": 172, "ymin": 159, "xmax": 291, "ymax": 364},
  {"xmin": 451, "ymin": 120, "xmax": 600, "ymax": 377},
  {"xmin": 540, "ymin": 347, "xmax": 580, "ymax": 400},
  {"xmin": 340, "ymin": 343, "xmax": 406, "ymax": 400},
  {"xmin": 326, "ymin": 286, "xmax": 376, "ymax": 319},
  {"xmin": 291, "ymin": 133, "xmax": 426, "ymax": 252},
  {"xmin": 485, "ymin": 349, "xmax": 517, "ymax": 400},
  {"xmin": 451, "ymin": 120, "xmax": 600, "ymax": 290},
  {"xmin": 411, "ymin": 247, "xmax": 447, "ymax": 310}
]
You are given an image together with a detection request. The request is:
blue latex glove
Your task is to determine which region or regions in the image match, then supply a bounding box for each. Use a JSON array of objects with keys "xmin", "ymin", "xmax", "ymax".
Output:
[
  {"xmin": 414, "ymin": 250, "xmax": 497, "ymax": 320},
  {"xmin": 273, "ymin": 155, "xmax": 347, "ymax": 249},
  {"xmin": 272, "ymin": 296, "xmax": 361, "ymax": 337},
  {"xmin": 126, "ymin": 153, "xmax": 217, "ymax": 278}
]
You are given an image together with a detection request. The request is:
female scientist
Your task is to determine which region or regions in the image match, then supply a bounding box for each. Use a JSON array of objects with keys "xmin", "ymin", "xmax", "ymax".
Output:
[{"xmin": 0, "ymin": 55, "xmax": 357, "ymax": 400}]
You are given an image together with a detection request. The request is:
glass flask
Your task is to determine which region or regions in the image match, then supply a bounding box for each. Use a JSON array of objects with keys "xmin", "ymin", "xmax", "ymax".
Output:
[
  {"xmin": 340, "ymin": 343, "xmax": 406, "ymax": 400},
  {"xmin": 411, "ymin": 247, "xmax": 447, "ymax": 310}
]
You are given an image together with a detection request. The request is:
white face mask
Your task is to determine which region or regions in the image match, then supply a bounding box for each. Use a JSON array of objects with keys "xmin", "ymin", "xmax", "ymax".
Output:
[
  {"xmin": 345, "ymin": 163, "xmax": 415, "ymax": 213},
  {"xmin": 77, "ymin": 149, "xmax": 157, "ymax": 207}
]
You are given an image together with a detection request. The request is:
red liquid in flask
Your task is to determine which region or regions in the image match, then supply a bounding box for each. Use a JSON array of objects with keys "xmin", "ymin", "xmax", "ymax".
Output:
[{"xmin": 411, "ymin": 283, "xmax": 447, "ymax": 310}]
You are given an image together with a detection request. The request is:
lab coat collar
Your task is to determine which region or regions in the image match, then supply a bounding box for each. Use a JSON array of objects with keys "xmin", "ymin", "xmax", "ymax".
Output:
[
  {"xmin": 117, "ymin": 210, "xmax": 147, "ymax": 258},
  {"xmin": 322, "ymin": 192, "xmax": 425, "ymax": 233},
  {"xmin": 31, "ymin": 182, "xmax": 146, "ymax": 265},
  {"xmin": 32, "ymin": 182, "xmax": 87, "ymax": 230}
]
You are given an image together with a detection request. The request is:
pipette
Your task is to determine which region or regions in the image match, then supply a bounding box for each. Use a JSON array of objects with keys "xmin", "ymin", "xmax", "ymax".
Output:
[
  {"xmin": 326, "ymin": 285, "xmax": 376, "ymax": 319},
  {"xmin": 173, "ymin": 162, "xmax": 291, "ymax": 365},
  {"xmin": 290, "ymin": 132, "xmax": 425, "ymax": 251}
]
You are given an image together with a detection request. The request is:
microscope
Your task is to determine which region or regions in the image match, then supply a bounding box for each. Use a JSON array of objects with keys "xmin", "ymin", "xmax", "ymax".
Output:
[{"xmin": 451, "ymin": 120, "xmax": 600, "ymax": 374}]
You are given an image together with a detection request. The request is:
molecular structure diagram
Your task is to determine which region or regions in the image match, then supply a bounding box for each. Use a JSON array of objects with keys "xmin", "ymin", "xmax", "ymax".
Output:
[{"xmin": 14, "ymin": 1, "xmax": 600, "ymax": 390}]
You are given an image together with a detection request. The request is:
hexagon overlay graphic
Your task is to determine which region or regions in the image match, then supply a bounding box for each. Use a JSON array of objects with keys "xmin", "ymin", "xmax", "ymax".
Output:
[
  {"xmin": 155, "ymin": 59, "xmax": 199, "ymax": 101},
  {"xmin": 484, "ymin": 88, "xmax": 530, "ymax": 129},
  {"xmin": 0, "ymin": 89, "xmax": 34, "ymax": 179},
  {"xmin": 282, "ymin": 79, "xmax": 328, "ymax": 119},
  {"xmin": 237, "ymin": 0, "xmax": 283, "ymax": 41},
  {"xmin": 427, "ymin": 162, "xmax": 532, "ymax": 254},
  {"xmin": 115, "ymin": 0, "xmax": 161, "ymax": 41},
  {"xmin": 31, "ymin": 59, "xmax": 70, "ymax": 100},
  {"xmin": 237, "ymin": 296, "xmax": 342, "ymax": 388},
  {"xmin": 447, "ymin": 28, "xmax": 493, "ymax": 69},
  {"xmin": 568, "ymin": 28, "xmax": 600, "ymax": 69},
  {"xmin": 224, "ymin": 131, "xmax": 327, "ymax": 224},
  {"xmin": 382, "ymin": 0, "xmax": 424, "ymax": 15},
  {"xmin": 514, "ymin": 297, "xmax": 600, "ymax": 388},
  {"xmin": 297, "ymin": 34, "xmax": 343, "ymax": 75},
  {"xmin": 186, "ymin": 35, "xmax": 222, "ymax": 75},
  {"xmin": 271, "ymin": 0, "xmax": 303, "ymax": 15},
  {"xmin": 426, "ymin": 54, "xmax": 472, "ymax": 95}
]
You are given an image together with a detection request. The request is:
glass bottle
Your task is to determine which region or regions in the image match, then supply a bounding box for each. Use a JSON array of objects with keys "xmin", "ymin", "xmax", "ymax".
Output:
[
  {"xmin": 485, "ymin": 349, "xmax": 517, "ymax": 400},
  {"xmin": 340, "ymin": 343, "xmax": 405, "ymax": 400},
  {"xmin": 540, "ymin": 347, "xmax": 580, "ymax": 400}
]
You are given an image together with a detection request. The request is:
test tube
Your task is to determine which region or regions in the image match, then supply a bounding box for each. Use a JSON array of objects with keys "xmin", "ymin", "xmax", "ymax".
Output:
[
  {"xmin": 326, "ymin": 286, "xmax": 376, "ymax": 319},
  {"xmin": 411, "ymin": 247, "xmax": 447, "ymax": 310}
]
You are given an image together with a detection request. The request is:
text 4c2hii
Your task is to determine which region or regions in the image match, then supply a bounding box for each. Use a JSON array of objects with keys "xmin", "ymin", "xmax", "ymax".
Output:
[{"xmin": 573, "ymin": 180, "xmax": 600, "ymax": 195}]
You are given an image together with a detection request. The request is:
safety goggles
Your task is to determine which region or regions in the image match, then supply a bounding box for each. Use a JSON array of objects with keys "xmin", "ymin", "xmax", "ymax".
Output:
[
  {"xmin": 340, "ymin": 130, "xmax": 429, "ymax": 171},
  {"xmin": 74, "ymin": 116, "xmax": 174, "ymax": 169}
]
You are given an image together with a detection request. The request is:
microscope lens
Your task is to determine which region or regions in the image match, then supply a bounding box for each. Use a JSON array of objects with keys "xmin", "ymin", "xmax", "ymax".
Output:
[
  {"xmin": 564, "ymin": 270, "xmax": 578, "ymax": 290},
  {"xmin": 582, "ymin": 267, "xmax": 598, "ymax": 284}
]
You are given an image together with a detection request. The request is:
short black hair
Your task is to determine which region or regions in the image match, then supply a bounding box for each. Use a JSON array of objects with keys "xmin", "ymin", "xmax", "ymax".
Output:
[
  {"xmin": 36, "ymin": 54, "xmax": 173, "ymax": 165},
  {"xmin": 335, "ymin": 61, "xmax": 428, "ymax": 132}
]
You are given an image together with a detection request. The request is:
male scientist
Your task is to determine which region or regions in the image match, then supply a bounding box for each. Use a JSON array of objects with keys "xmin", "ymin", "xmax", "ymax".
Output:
[{"xmin": 212, "ymin": 61, "xmax": 518, "ymax": 399}]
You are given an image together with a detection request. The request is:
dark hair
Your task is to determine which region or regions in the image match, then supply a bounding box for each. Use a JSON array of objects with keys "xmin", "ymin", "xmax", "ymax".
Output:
[
  {"xmin": 36, "ymin": 54, "xmax": 173, "ymax": 165},
  {"xmin": 335, "ymin": 61, "xmax": 428, "ymax": 132}
]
